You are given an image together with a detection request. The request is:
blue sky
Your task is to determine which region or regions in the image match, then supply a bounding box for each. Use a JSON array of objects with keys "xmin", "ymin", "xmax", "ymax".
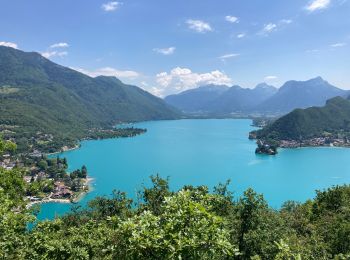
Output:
[{"xmin": 0, "ymin": 0, "xmax": 349, "ymax": 96}]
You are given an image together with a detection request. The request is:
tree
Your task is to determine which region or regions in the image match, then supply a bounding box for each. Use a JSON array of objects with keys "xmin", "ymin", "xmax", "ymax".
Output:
[
  {"xmin": 62, "ymin": 157, "xmax": 67, "ymax": 166},
  {"xmin": 0, "ymin": 168, "xmax": 26, "ymax": 203},
  {"xmin": 140, "ymin": 174, "xmax": 171, "ymax": 215},
  {"xmin": 274, "ymin": 240, "xmax": 301, "ymax": 260},
  {"xmin": 235, "ymin": 188, "xmax": 286, "ymax": 259},
  {"xmin": 37, "ymin": 160, "xmax": 48, "ymax": 171},
  {"xmin": 81, "ymin": 165, "xmax": 87, "ymax": 178},
  {"xmin": 71, "ymin": 179, "xmax": 82, "ymax": 192},
  {"xmin": 87, "ymin": 190, "xmax": 132, "ymax": 220},
  {"xmin": 0, "ymin": 138, "xmax": 16, "ymax": 155},
  {"xmin": 113, "ymin": 189, "xmax": 238, "ymax": 259},
  {"xmin": 70, "ymin": 170, "xmax": 78, "ymax": 180},
  {"xmin": 0, "ymin": 136, "xmax": 34, "ymax": 259}
]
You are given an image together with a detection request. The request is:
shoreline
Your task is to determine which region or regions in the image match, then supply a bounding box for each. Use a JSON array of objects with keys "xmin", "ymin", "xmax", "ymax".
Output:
[
  {"xmin": 26, "ymin": 177, "xmax": 94, "ymax": 209},
  {"xmin": 46, "ymin": 126, "xmax": 148, "ymax": 157},
  {"xmin": 26, "ymin": 197, "xmax": 71, "ymax": 209},
  {"xmin": 252, "ymin": 136, "xmax": 350, "ymax": 155},
  {"xmin": 72, "ymin": 177, "xmax": 95, "ymax": 202},
  {"xmin": 280, "ymin": 144, "xmax": 350, "ymax": 149},
  {"xmin": 35, "ymin": 127, "xmax": 147, "ymax": 208},
  {"xmin": 279, "ymin": 142, "xmax": 350, "ymax": 149},
  {"xmin": 47, "ymin": 144, "xmax": 81, "ymax": 156}
]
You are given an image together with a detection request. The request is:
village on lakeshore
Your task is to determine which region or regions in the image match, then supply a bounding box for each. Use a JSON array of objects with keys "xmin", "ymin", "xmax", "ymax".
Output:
[
  {"xmin": 0, "ymin": 146, "xmax": 90, "ymax": 206},
  {"xmin": 251, "ymin": 135, "xmax": 350, "ymax": 155}
]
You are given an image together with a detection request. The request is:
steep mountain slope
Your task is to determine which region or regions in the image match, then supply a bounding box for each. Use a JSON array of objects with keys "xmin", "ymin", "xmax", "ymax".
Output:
[
  {"xmin": 164, "ymin": 83, "xmax": 277, "ymax": 114},
  {"xmin": 256, "ymin": 77, "xmax": 347, "ymax": 114},
  {"xmin": 164, "ymin": 84, "xmax": 229, "ymax": 113},
  {"xmin": 256, "ymin": 96, "xmax": 350, "ymax": 140},
  {"xmin": 0, "ymin": 46, "xmax": 180, "ymax": 148}
]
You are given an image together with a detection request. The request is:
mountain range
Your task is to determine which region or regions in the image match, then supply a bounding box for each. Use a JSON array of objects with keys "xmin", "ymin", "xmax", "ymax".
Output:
[
  {"xmin": 0, "ymin": 46, "xmax": 180, "ymax": 149},
  {"xmin": 165, "ymin": 77, "xmax": 348, "ymax": 116},
  {"xmin": 2, "ymin": 45, "xmax": 349, "ymax": 152}
]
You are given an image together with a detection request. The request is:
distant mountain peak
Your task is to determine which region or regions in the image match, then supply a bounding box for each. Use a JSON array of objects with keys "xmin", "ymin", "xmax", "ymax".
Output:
[
  {"xmin": 164, "ymin": 82, "xmax": 277, "ymax": 114},
  {"xmin": 307, "ymin": 76, "xmax": 326, "ymax": 84},
  {"xmin": 255, "ymin": 83, "xmax": 276, "ymax": 90},
  {"xmin": 281, "ymin": 77, "xmax": 332, "ymax": 90},
  {"xmin": 164, "ymin": 76, "xmax": 346, "ymax": 116},
  {"xmin": 257, "ymin": 77, "xmax": 346, "ymax": 114},
  {"xmin": 230, "ymin": 85, "xmax": 243, "ymax": 90}
]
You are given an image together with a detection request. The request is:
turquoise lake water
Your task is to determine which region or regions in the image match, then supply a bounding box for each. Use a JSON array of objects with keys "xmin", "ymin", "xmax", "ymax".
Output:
[{"xmin": 38, "ymin": 119, "xmax": 350, "ymax": 220}]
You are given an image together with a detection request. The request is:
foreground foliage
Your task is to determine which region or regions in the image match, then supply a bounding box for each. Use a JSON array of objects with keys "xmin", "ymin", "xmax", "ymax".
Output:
[{"xmin": 1, "ymin": 171, "xmax": 349, "ymax": 259}]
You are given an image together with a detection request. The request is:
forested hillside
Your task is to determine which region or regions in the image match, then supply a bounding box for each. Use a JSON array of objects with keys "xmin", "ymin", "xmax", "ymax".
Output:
[
  {"xmin": 0, "ymin": 46, "xmax": 180, "ymax": 152},
  {"xmin": 256, "ymin": 96, "xmax": 350, "ymax": 141}
]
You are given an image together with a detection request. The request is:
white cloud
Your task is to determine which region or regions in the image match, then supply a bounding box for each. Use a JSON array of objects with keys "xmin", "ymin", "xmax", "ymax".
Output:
[
  {"xmin": 149, "ymin": 87, "xmax": 164, "ymax": 97},
  {"xmin": 156, "ymin": 72, "xmax": 173, "ymax": 88},
  {"xmin": 186, "ymin": 19, "xmax": 212, "ymax": 33},
  {"xmin": 280, "ymin": 19, "xmax": 293, "ymax": 24},
  {"xmin": 140, "ymin": 81, "xmax": 149, "ymax": 87},
  {"xmin": 41, "ymin": 51, "xmax": 68, "ymax": 59},
  {"xmin": 219, "ymin": 53, "xmax": 240, "ymax": 61},
  {"xmin": 0, "ymin": 41, "xmax": 18, "ymax": 49},
  {"xmin": 42, "ymin": 42, "xmax": 70, "ymax": 59},
  {"xmin": 50, "ymin": 42, "xmax": 69, "ymax": 48},
  {"xmin": 225, "ymin": 16, "xmax": 239, "ymax": 23},
  {"xmin": 102, "ymin": 1, "xmax": 121, "ymax": 12},
  {"xmin": 73, "ymin": 67, "xmax": 139, "ymax": 79},
  {"xmin": 237, "ymin": 33, "xmax": 246, "ymax": 38},
  {"xmin": 305, "ymin": 0, "xmax": 331, "ymax": 12},
  {"xmin": 331, "ymin": 42, "xmax": 346, "ymax": 47},
  {"xmin": 261, "ymin": 23, "xmax": 277, "ymax": 34},
  {"xmin": 264, "ymin": 76, "xmax": 278, "ymax": 81},
  {"xmin": 259, "ymin": 19, "xmax": 292, "ymax": 35},
  {"xmin": 153, "ymin": 47, "xmax": 176, "ymax": 55},
  {"xmin": 155, "ymin": 67, "xmax": 232, "ymax": 96}
]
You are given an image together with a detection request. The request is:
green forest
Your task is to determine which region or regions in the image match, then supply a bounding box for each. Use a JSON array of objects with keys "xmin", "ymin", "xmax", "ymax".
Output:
[
  {"xmin": 255, "ymin": 96, "xmax": 350, "ymax": 141},
  {"xmin": 1, "ymin": 141, "xmax": 349, "ymax": 259}
]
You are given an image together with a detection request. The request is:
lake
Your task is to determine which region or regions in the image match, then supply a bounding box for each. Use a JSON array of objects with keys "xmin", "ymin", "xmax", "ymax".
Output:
[{"xmin": 38, "ymin": 119, "xmax": 350, "ymax": 220}]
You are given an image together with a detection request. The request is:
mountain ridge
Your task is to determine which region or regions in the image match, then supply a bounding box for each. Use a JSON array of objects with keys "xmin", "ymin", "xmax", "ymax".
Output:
[
  {"xmin": 0, "ymin": 46, "xmax": 180, "ymax": 151},
  {"xmin": 256, "ymin": 77, "xmax": 347, "ymax": 113},
  {"xmin": 164, "ymin": 83, "xmax": 277, "ymax": 114},
  {"xmin": 164, "ymin": 77, "xmax": 347, "ymax": 116}
]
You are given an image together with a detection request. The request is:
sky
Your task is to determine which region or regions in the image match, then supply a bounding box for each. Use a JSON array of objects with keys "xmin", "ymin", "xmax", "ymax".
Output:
[{"xmin": 0, "ymin": 0, "xmax": 349, "ymax": 96}]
